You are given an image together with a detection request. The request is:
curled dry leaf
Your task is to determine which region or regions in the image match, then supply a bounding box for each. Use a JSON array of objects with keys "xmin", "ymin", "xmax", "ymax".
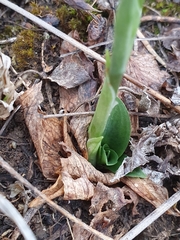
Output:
[
  {"xmin": 112, "ymin": 127, "xmax": 164, "ymax": 180},
  {"xmin": 29, "ymin": 175, "xmax": 64, "ymax": 208},
  {"xmin": 84, "ymin": 183, "xmax": 138, "ymax": 239},
  {"xmin": 19, "ymin": 82, "xmax": 63, "ymax": 180},
  {"xmin": 90, "ymin": 182, "xmax": 138, "ymax": 215},
  {"xmin": 72, "ymin": 183, "xmax": 139, "ymax": 240},
  {"xmin": 29, "ymin": 142, "xmax": 119, "ymax": 208},
  {"xmin": 59, "ymin": 79, "xmax": 97, "ymax": 159},
  {"xmin": 87, "ymin": 14, "xmax": 107, "ymax": 46},
  {"xmin": 60, "ymin": 30, "xmax": 82, "ymax": 55},
  {"xmin": 0, "ymin": 51, "xmax": 19, "ymax": 120},
  {"xmin": 121, "ymin": 177, "xmax": 180, "ymax": 216},
  {"xmin": 60, "ymin": 142, "xmax": 118, "ymax": 186},
  {"xmin": 62, "ymin": 171, "xmax": 94, "ymax": 200}
]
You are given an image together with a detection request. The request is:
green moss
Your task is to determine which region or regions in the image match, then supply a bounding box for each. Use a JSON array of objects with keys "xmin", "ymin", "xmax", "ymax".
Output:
[
  {"xmin": 12, "ymin": 29, "xmax": 42, "ymax": 70},
  {"xmin": 68, "ymin": 18, "xmax": 82, "ymax": 30},
  {"xmin": 30, "ymin": 1, "xmax": 51, "ymax": 16},
  {"xmin": 56, "ymin": 4, "xmax": 92, "ymax": 37},
  {"xmin": 145, "ymin": 0, "xmax": 180, "ymax": 17},
  {"xmin": 0, "ymin": 25, "xmax": 21, "ymax": 40}
]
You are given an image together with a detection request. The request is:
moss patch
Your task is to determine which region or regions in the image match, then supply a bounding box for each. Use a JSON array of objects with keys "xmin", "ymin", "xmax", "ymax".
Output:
[{"xmin": 12, "ymin": 29, "xmax": 42, "ymax": 71}]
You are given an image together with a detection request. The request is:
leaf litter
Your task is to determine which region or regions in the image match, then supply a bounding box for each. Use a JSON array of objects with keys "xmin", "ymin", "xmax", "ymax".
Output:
[{"xmin": 1, "ymin": 0, "xmax": 180, "ymax": 239}]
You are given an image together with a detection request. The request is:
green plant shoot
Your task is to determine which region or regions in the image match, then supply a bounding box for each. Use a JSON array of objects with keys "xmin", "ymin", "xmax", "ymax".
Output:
[{"xmin": 87, "ymin": 0, "xmax": 145, "ymax": 174}]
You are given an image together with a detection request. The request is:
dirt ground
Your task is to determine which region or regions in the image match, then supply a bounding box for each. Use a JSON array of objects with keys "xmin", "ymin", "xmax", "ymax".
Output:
[{"xmin": 0, "ymin": 0, "xmax": 180, "ymax": 239}]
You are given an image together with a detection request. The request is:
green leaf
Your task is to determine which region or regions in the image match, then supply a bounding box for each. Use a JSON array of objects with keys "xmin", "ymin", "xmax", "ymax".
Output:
[
  {"xmin": 102, "ymin": 97, "xmax": 130, "ymax": 157},
  {"xmin": 87, "ymin": 136, "xmax": 103, "ymax": 166},
  {"xmin": 97, "ymin": 144, "xmax": 119, "ymax": 166},
  {"xmin": 109, "ymin": 0, "xmax": 145, "ymax": 91},
  {"xmin": 87, "ymin": 0, "xmax": 145, "ymax": 174},
  {"xmin": 127, "ymin": 168, "xmax": 147, "ymax": 178}
]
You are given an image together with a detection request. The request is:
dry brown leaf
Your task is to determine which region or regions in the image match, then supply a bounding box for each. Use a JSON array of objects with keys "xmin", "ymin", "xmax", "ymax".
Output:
[
  {"xmin": 19, "ymin": 82, "xmax": 63, "ymax": 180},
  {"xmin": 59, "ymin": 142, "xmax": 118, "ymax": 186},
  {"xmin": 121, "ymin": 177, "xmax": 180, "ymax": 216},
  {"xmin": 112, "ymin": 127, "xmax": 164, "ymax": 180},
  {"xmin": 87, "ymin": 14, "xmax": 107, "ymax": 46},
  {"xmin": 0, "ymin": 51, "xmax": 19, "ymax": 119},
  {"xmin": 62, "ymin": 171, "xmax": 94, "ymax": 200},
  {"xmin": 122, "ymin": 52, "xmax": 170, "ymax": 92},
  {"xmin": 90, "ymin": 182, "xmax": 135, "ymax": 215},
  {"xmin": 90, "ymin": 210, "xmax": 118, "ymax": 239},
  {"xmin": 50, "ymin": 52, "xmax": 94, "ymax": 89},
  {"xmin": 87, "ymin": 182, "xmax": 139, "ymax": 239},
  {"xmin": 29, "ymin": 174, "xmax": 64, "ymax": 208},
  {"xmin": 59, "ymin": 79, "xmax": 97, "ymax": 158},
  {"xmin": 73, "ymin": 224, "xmax": 92, "ymax": 240},
  {"xmin": 60, "ymin": 30, "xmax": 82, "ymax": 55},
  {"xmin": 29, "ymin": 142, "xmax": 118, "ymax": 207}
]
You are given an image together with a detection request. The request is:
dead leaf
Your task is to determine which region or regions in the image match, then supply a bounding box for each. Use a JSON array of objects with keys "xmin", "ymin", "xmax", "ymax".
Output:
[
  {"xmin": 29, "ymin": 174, "xmax": 64, "ymax": 208},
  {"xmin": 87, "ymin": 14, "xmax": 107, "ymax": 46},
  {"xmin": 0, "ymin": 51, "xmax": 19, "ymax": 119},
  {"xmin": 8, "ymin": 181, "xmax": 25, "ymax": 198},
  {"xmin": 59, "ymin": 79, "xmax": 97, "ymax": 158},
  {"xmin": 19, "ymin": 82, "xmax": 63, "ymax": 180},
  {"xmin": 87, "ymin": 182, "xmax": 139, "ymax": 239},
  {"xmin": 89, "ymin": 182, "xmax": 136, "ymax": 215},
  {"xmin": 62, "ymin": 171, "xmax": 94, "ymax": 200},
  {"xmin": 60, "ymin": 30, "xmax": 82, "ymax": 55},
  {"xmin": 50, "ymin": 52, "xmax": 94, "ymax": 89},
  {"xmin": 122, "ymin": 52, "xmax": 170, "ymax": 93},
  {"xmin": 29, "ymin": 142, "xmax": 118, "ymax": 207},
  {"xmin": 162, "ymin": 25, "xmax": 180, "ymax": 71},
  {"xmin": 112, "ymin": 127, "xmax": 164, "ymax": 180},
  {"xmin": 59, "ymin": 142, "xmax": 118, "ymax": 186},
  {"xmin": 73, "ymin": 224, "xmax": 92, "ymax": 240},
  {"xmin": 121, "ymin": 177, "xmax": 180, "ymax": 216}
]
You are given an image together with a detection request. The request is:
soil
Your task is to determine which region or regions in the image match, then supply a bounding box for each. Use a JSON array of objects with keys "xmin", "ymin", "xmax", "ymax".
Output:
[{"xmin": 0, "ymin": 0, "xmax": 180, "ymax": 240}]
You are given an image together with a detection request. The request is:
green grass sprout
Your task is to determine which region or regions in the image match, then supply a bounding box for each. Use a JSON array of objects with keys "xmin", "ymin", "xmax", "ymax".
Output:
[{"xmin": 87, "ymin": 0, "xmax": 145, "ymax": 176}]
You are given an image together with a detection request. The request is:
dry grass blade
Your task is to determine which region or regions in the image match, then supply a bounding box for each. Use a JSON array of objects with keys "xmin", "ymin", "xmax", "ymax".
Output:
[{"xmin": 0, "ymin": 194, "xmax": 36, "ymax": 240}]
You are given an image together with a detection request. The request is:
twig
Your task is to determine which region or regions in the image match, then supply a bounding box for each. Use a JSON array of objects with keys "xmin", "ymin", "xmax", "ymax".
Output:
[
  {"xmin": 43, "ymin": 111, "xmax": 94, "ymax": 119},
  {"xmin": 120, "ymin": 190, "xmax": 180, "ymax": 240},
  {"xmin": 0, "ymin": 105, "xmax": 21, "ymax": 136},
  {"xmin": 0, "ymin": 155, "xmax": 113, "ymax": 240},
  {"xmin": 0, "ymin": 37, "xmax": 17, "ymax": 44},
  {"xmin": 137, "ymin": 29, "xmax": 166, "ymax": 68},
  {"xmin": 124, "ymin": 73, "xmax": 180, "ymax": 114},
  {"xmin": 141, "ymin": 15, "xmax": 180, "ymax": 24},
  {"xmin": 0, "ymin": 0, "xmax": 106, "ymax": 64}
]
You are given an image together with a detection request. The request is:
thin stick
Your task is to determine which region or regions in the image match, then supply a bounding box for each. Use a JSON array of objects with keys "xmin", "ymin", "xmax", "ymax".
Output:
[
  {"xmin": 124, "ymin": 73, "xmax": 180, "ymax": 114},
  {"xmin": 137, "ymin": 29, "xmax": 166, "ymax": 68},
  {"xmin": 0, "ymin": 155, "xmax": 113, "ymax": 240},
  {"xmin": 43, "ymin": 111, "xmax": 94, "ymax": 119},
  {"xmin": 120, "ymin": 190, "xmax": 180, "ymax": 240},
  {"xmin": 0, "ymin": 0, "xmax": 106, "ymax": 64},
  {"xmin": 0, "ymin": 105, "xmax": 21, "ymax": 136},
  {"xmin": 141, "ymin": 15, "xmax": 180, "ymax": 24}
]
